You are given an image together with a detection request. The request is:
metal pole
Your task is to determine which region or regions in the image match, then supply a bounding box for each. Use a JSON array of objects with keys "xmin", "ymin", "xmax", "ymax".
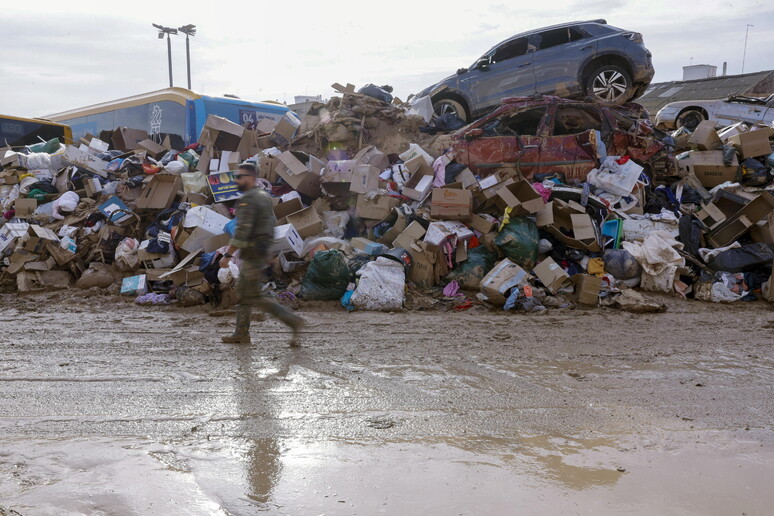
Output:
[
  {"xmin": 167, "ymin": 33, "xmax": 173, "ymax": 87},
  {"xmin": 742, "ymin": 24, "xmax": 753, "ymax": 74},
  {"xmin": 186, "ymin": 34, "xmax": 192, "ymax": 90}
]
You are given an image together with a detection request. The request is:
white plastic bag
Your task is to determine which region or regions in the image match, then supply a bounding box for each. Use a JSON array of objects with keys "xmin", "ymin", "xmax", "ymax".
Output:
[
  {"xmin": 350, "ymin": 257, "xmax": 405, "ymax": 311},
  {"xmin": 165, "ymin": 160, "xmax": 187, "ymax": 174},
  {"xmin": 114, "ymin": 238, "xmax": 140, "ymax": 271},
  {"xmin": 217, "ymin": 262, "xmax": 240, "ymax": 285},
  {"xmin": 322, "ymin": 210, "xmax": 350, "ymax": 239}
]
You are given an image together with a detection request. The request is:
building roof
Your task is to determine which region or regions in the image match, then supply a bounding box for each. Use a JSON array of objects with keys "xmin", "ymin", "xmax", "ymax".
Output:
[{"xmin": 637, "ymin": 70, "xmax": 774, "ymax": 116}]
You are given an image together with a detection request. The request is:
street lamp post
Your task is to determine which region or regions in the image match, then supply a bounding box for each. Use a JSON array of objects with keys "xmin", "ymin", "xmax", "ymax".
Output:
[
  {"xmin": 152, "ymin": 23, "xmax": 178, "ymax": 88},
  {"xmin": 178, "ymin": 24, "xmax": 196, "ymax": 90}
]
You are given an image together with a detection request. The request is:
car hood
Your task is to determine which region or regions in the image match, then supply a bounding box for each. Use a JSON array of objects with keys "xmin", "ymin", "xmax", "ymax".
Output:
[{"xmin": 416, "ymin": 73, "xmax": 459, "ymax": 99}]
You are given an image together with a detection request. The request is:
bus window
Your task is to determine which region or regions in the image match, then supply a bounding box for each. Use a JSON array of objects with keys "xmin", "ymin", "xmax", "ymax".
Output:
[
  {"xmin": 0, "ymin": 116, "xmax": 71, "ymax": 148},
  {"xmin": 62, "ymin": 100, "xmax": 187, "ymax": 144}
]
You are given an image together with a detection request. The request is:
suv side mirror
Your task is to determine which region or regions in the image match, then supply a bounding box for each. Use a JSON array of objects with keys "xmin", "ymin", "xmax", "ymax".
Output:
[
  {"xmin": 464, "ymin": 128, "xmax": 484, "ymax": 140},
  {"xmin": 457, "ymin": 67, "xmax": 468, "ymax": 75},
  {"xmin": 474, "ymin": 58, "xmax": 490, "ymax": 71}
]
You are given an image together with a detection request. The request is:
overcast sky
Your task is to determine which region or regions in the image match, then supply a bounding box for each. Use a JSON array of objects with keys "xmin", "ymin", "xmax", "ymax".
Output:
[{"xmin": 1, "ymin": 0, "xmax": 772, "ymax": 117}]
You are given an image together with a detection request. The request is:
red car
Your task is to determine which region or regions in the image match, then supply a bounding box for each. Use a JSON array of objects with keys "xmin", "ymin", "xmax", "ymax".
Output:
[{"xmin": 452, "ymin": 95, "xmax": 675, "ymax": 183}]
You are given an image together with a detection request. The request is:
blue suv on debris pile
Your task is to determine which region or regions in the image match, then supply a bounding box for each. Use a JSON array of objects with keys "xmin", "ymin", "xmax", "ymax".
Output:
[{"xmin": 416, "ymin": 19, "xmax": 655, "ymax": 122}]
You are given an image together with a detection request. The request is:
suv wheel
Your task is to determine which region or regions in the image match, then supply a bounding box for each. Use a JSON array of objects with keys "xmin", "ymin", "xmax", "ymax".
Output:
[
  {"xmin": 586, "ymin": 65, "xmax": 634, "ymax": 105},
  {"xmin": 676, "ymin": 109, "xmax": 705, "ymax": 130},
  {"xmin": 433, "ymin": 99, "xmax": 468, "ymax": 123}
]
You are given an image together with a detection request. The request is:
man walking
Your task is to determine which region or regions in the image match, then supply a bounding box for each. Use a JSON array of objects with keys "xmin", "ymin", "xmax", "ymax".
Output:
[{"xmin": 219, "ymin": 163, "xmax": 305, "ymax": 346}]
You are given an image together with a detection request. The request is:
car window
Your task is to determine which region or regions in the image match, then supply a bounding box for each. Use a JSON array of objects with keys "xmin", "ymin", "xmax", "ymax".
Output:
[
  {"xmin": 490, "ymin": 37, "xmax": 529, "ymax": 64},
  {"xmin": 553, "ymin": 105, "xmax": 602, "ymax": 135},
  {"xmin": 483, "ymin": 107, "xmax": 548, "ymax": 136},
  {"xmin": 537, "ymin": 27, "xmax": 587, "ymax": 50}
]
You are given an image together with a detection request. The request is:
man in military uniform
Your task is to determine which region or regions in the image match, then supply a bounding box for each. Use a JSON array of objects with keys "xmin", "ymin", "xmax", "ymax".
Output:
[{"xmin": 219, "ymin": 163, "xmax": 305, "ymax": 345}]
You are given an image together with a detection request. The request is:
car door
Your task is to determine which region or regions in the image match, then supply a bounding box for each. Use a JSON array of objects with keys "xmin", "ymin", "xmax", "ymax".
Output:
[
  {"xmin": 469, "ymin": 37, "xmax": 536, "ymax": 112},
  {"xmin": 712, "ymin": 98, "xmax": 768, "ymax": 125},
  {"xmin": 462, "ymin": 106, "xmax": 548, "ymax": 178},
  {"xmin": 531, "ymin": 27, "xmax": 595, "ymax": 98},
  {"xmin": 541, "ymin": 103, "xmax": 604, "ymax": 181}
]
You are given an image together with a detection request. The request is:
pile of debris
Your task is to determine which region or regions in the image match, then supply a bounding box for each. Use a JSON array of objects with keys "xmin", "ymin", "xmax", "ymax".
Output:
[{"xmin": 1, "ymin": 87, "xmax": 773, "ymax": 312}]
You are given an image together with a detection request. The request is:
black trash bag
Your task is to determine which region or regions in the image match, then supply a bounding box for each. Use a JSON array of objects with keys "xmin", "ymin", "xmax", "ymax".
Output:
[
  {"xmin": 603, "ymin": 249, "xmax": 642, "ymax": 280},
  {"xmin": 495, "ymin": 217, "xmax": 539, "ymax": 269},
  {"xmin": 357, "ymin": 84, "xmax": 393, "ymax": 104},
  {"xmin": 27, "ymin": 180, "xmax": 58, "ymax": 194},
  {"xmin": 721, "ymin": 144, "xmax": 737, "ymax": 167},
  {"xmin": 445, "ymin": 246, "xmax": 497, "ymax": 289},
  {"xmin": 707, "ymin": 243, "xmax": 774, "ymax": 273},
  {"xmin": 348, "ymin": 254, "xmax": 372, "ymax": 276},
  {"xmin": 300, "ymin": 250, "xmax": 351, "ymax": 300},
  {"xmin": 736, "ymin": 158, "xmax": 773, "ymax": 187},
  {"xmin": 445, "ymin": 162, "xmax": 468, "ymax": 184},
  {"xmin": 678, "ymin": 214, "xmax": 704, "ymax": 257}
]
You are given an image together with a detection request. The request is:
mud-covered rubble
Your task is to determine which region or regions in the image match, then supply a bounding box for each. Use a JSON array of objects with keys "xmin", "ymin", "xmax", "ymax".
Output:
[{"xmin": 1, "ymin": 85, "xmax": 773, "ymax": 313}]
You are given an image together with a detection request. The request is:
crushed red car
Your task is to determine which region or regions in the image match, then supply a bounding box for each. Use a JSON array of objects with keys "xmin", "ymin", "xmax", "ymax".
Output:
[{"xmin": 451, "ymin": 95, "xmax": 676, "ymax": 183}]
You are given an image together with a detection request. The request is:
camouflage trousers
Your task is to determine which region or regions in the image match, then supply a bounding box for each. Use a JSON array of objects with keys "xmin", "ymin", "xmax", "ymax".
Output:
[{"xmin": 237, "ymin": 258, "xmax": 300, "ymax": 328}]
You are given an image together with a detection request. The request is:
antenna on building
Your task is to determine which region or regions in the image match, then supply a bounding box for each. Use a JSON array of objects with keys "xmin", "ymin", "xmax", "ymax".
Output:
[{"xmin": 742, "ymin": 24, "xmax": 754, "ymax": 74}]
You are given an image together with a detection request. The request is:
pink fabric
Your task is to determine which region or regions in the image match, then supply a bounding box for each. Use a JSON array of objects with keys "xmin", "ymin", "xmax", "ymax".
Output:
[
  {"xmin": 532, "ymin": 182, "xmax": 552, "ymax": 202},
  {"xmin": 443, "ymin": 281, "xmax": 460, "ymax": 297},
  {"xmin": 432, "ymin": 155, "xmax": 450, "ymax": 188}
]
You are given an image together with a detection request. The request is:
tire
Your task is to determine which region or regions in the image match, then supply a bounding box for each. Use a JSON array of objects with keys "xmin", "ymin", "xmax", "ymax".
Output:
[
  {"xmin": 432, "ymin": 98, "xmax": 468, "ymax": 123},
  {"xmin": 676, "ymin": 109, "xmax": 706, "ymax": 131},
  {"xmin": 585, "ymin": 64, "xmax": 634, "ymax": 105}
]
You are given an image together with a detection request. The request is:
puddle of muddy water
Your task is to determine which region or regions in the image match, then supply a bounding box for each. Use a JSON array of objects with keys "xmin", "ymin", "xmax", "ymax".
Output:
[{"xmin": 1, "ymin": 431, "xmax": 772, "ymax": 516}]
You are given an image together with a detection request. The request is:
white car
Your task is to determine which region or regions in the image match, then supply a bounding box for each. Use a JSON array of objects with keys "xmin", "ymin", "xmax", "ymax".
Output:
[{"xmin": 655, "ymin": 94, "xmax": 774, "ymax": 130}]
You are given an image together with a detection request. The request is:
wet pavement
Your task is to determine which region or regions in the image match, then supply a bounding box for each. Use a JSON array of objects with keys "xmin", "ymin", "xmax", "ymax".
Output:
[{"xmin": 1, "ymin": 292, "xmax": 773, "ymax": 515}]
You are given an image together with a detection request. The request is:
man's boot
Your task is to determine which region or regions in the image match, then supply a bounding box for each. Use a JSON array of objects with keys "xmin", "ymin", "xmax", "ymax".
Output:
[
  {"xmin": 221, "ymin": 305, "xmax": 252, "ymax": 344},
  {"xmin": 287, "ymin": 314, "xmax": 306, "ymax": 348}
]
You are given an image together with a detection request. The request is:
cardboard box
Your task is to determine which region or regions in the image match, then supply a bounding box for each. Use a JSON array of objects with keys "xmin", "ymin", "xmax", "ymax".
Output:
[
  {"xmin": 423, "ymin": 221, "xmax": 474, "ymax": 246},
  {"xmin": 467, "ymin": 213, "xmax": 498, "ymax": 234},
  {"xmin": 136, "ymin": 174, "xmax": 181, "ymax": 210},
  {"xmin": 285, "ymin": 207, "xmax": 324, "ymax": 239},
  {"xmin": 112, "ymin": 127, "xmax": 149, "ymax": 152},
  {"xmin": 728, "ymin": 130, "xmax": 772, "ymax": 159},
  {"xmin": 259, "ymin": 154, "xmax": 279, "ymax": 182},
  {"xmin": 430, "ymin": 188, "xmax": 473, "ymax": 220},
  {"xmin": 121, "ymin": 275, "xmax": 147, "ymax": 296},
  {"xmin": 572, "ymin": 274, "xmax": 602, "ymax": 305},
  {"xmin": 751, "ymin": 212, "xmax": 774, "ymax": 245},
  {"xmin": 696, "ymin": 202, "xmax": 727, "ymax": 230},
  {"xmin": 275, "ymin": 151, "xmax": 322, "ymax": 198},
  {"xmin": 0, "ymin": 222, "xmax": 30, "ymax": 253},
  {"xmin": 495, "ymin": 179, "xmax": 545, "ymax": 215},
  {"xmin": 533, "ymin": 257, "xmax": 570, "ymax": 294},
  {"xmin": 22, "ymin": 225, "xmax": 59, "ymax": 253},
  {"xmin": 479, "ymin": 258, "xmax": 528, "ymax": 305},
  {"xmin": 270, "ymin": 113, "xmax": 301, "ymax": 147},
  {"xmin": 17, "ymin": 270, "xmax": 71, "ymax": 293},
  {"xmin": 199, "ymin": 115, "xmax": 244, "ymax": 151},
  {"xmin": 402, "ymin": 155, "xmax": 435, "ymax": 200},
  {"xmin": 63, "ymin": 145, "xmax": 110, "ymax": 177},
  {"xmin": 136, "ymin": 138, "xmax": 168, "ymax": 159},
  {"xmin": 536, "ymin": 200, "xmax": 600, "ymax": 252},
  {"xmin": 207, "ymin": 171, "xmax": 243, "ymax": 203},
  {"xmin": 279, "ymin": 251, "xmax": 307, "ymax": 273},
  {"xmin": 392, "ymin": 221, "xmax": 427, "ymax": 250},
  {"xmin": 273, "ymin": 198, "xmax": 304, "ymax": 225},
  {"xmin": 324, "ymin": 159, "xmax": 358, "ymax": 182},
  {"xmin": 707, "ymin": 191, "xmax": 774, "ymax": 247},
  {"xmin": 357, "ymin": 194, "xmax": 400, "ymax": 220},
  {"xmin": 683, "ymin": 151, "xmax": 739, "ymax": 188},
  {"xmin": 350, "ymin": 237, "xmax": 386, "ymax": 255},
  {"xmin": 353, "ymin": 145, "xmax": 389, "ymax": 170},
  {"xmin": 83, "ymin": 177, "xmax": 103, "ymax": 198},
  {"xmin": 455, "ymin": 167, "xmax": 477, "ymax": 189},
  {"xmin": 14, "ymin": 198, "xmax": 37, "ymax": 217},
  {"xmin": 273, "ymin": 224, "xmax": 304, "ymax": 255},
  {"xmin": 688, "ymin": 121, "xmax": 722, "ymax": 151},
  {"xmin": 350, "ymin": 164, "xmax": 381, "ymax": 194}
]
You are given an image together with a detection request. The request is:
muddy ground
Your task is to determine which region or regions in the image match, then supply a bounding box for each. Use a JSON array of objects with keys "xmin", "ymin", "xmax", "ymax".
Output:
[{"xmin": 0, "ymin": 292, "xmax": 772, "ymax": 515}]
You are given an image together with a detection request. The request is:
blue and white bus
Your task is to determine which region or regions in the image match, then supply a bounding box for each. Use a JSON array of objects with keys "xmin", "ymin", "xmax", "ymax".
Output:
[{"xmin": 47, "ymin": 87, "xmax": 291, "ymax": 147}]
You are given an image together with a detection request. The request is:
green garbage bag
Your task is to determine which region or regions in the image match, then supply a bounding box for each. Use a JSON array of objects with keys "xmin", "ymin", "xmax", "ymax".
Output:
[
  {"xmin": 178, "ymin": 149, "xmax": 200, "ymax": 171},
  {"xmin": 28, "ymin": 137, "xmax": 62, "ymax": 154},
  {"xmin": 445, "ymin": 246, "xmax": 497, "ymax": 289},
  {"xmin": 495, "ymin": 217, "xmax": 539, "ymax": 270},
  {"xmin": 300, "ymin": 250, "xmax": 351, "ymax": 300}
]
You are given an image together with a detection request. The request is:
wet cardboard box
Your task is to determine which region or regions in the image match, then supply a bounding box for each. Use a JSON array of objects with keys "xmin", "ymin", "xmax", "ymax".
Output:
[
  {"xmin": 728, "ymin": 130, "xmax": 772, "ymax": 159},
  {"xmin": 479, "ymin": 258, "xmax": 528, "ymax": 305},
  {"xmin": 430, "ymin": 188, "xmax": 472, "ymax": 220},
  {"xmin": 285, "ymin": 207, "xmax": 323, "ymax": 239},
  {"xmin": 683, "ymin": 151, "xmax": 739, "ymax": 188},
  {"xmin": 356, "ymin": 194, "xmax": 400, "ymax": 220},
  {"xmin": 572, "ymin": 274, "xmax": 602, "ymax": 305},
  {"xmin": 136, "ymin": 174, "xmax": 182, "ymax": 210},
  {"xmin": 533, "ymin": 257, "xmax": 570, "ymax": 294},
  {"xmin": 688, "ymin": 121, "xmax": 722, "ymax": 151},
  {"xmin": 495, "ymin": 179, "xmax": 545, "ymax": 215}
]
